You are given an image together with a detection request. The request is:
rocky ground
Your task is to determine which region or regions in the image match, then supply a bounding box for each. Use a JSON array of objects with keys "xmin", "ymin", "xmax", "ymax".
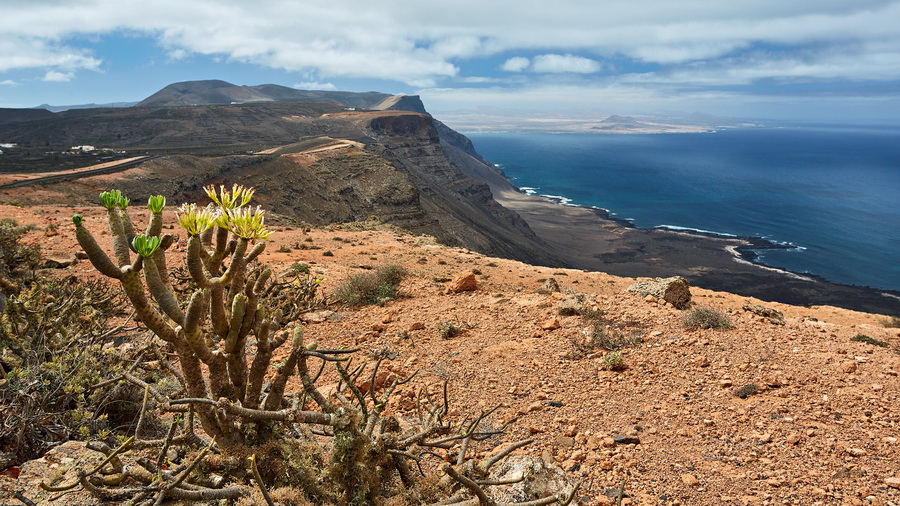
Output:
[{"xmin": 2, "ymin": 203, "xmax": 900, "ymax": 505}]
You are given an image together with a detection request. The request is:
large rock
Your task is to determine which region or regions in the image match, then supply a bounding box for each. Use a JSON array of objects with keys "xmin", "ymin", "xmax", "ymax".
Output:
[
  {"xmin": 486, "ymin": 454, "xmax": 577, "ymax": 504},
  {"xmin": 446, "ymin": 272, "xmax": 478, "ymax": 293},
  {"xmin": 627, "ymin": 276, "xmax": 691, "ymax": 308},
  {"xmin": 557, "ymin": 293, "xmax": 587, "ymax": 316}
]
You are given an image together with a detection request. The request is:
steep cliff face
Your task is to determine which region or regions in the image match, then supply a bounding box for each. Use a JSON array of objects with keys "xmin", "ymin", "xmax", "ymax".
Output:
[{"xmin": 363, "ymin": 113, "xmax": 560, "ymax": 266}]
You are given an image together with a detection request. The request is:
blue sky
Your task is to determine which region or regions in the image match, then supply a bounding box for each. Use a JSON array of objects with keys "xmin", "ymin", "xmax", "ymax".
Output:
[{"xmin": 2, "ymin": 0, "xmax": 900, "ymax": 125}]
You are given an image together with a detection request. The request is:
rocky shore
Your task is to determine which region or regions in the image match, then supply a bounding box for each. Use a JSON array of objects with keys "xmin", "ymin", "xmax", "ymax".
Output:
[{"xmin": 486, "ymin": 184, "xmax": 900, "ymax": 316}]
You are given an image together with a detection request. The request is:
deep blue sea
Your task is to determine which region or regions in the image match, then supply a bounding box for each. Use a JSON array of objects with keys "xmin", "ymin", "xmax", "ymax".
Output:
[{"xmin": 467, "ymin": 126, "xmax": 900, "ymax": 292}]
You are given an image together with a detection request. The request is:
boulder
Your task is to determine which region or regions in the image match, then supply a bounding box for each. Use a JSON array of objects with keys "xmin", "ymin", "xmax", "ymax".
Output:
[
  {"xmin": 446, "ymin": 272, "xmax": 477, "ymax": 293},
  {"xmin": 627, "ymin": 276, "xmax": 691, "ymax": 309},
  {"xmin": 557, "ymin": 293, "xmax": 587, "ymax": 316}
]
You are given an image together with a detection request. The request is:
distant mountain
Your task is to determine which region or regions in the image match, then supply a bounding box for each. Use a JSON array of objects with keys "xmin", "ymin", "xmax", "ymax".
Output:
[
  {"xmin": 136, "ymin": 80, "xmax": 428, "ymax": 114},
  {"xmin": 34, "ymin": 102, "xmax": 137, "ymax": 113}
]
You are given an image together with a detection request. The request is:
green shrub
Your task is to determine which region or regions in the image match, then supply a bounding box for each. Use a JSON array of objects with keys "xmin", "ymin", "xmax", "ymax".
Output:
[
  {"xmin": 600, "ymin": 352, "xmax": 626, "ymax": 371},
  {"xmin": 735, "ymin": 383, "xmax": 761, "ymax": 399},
  {"xmin": 882, "ymin": 316, "xmax": 900, "ymax": 328},
  {"xmin": 1, "ymin": 275, "xmax": 140, "ymax": 467},
  {"xmin": 567, "ymin": 313, "xmax": 641, "ymax": 359},
  {"xmin": 334, "ymin": 265, "xmax": 407, "ymax": 306},
  {"xmin": 683, "ymin": 307, "xmax": 731, "ymax": 330},
  {"xmin": 850, "ymin": 334, "xmax": 889, "ymax": 347},
  {"xmin": 438, "ymin": 321, "xmax": 461, "ymax": 339}
]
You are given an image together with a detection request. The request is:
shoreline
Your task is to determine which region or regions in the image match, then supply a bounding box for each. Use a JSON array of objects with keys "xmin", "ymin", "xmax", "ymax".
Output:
[
  {"xmin": 489, "ymin": 184, "xmax": 900, "ymax": 316},
  {"xmin": 537, "ymin": 190, "xmax": 814, "ymax": 279}
]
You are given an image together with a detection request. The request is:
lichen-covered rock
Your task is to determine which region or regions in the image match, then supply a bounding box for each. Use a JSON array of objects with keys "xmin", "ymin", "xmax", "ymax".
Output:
[
  {"xmin": 486, "ymin": 454, "xmax": 577, "ymax": 504},
  {"xmin": 627, "ymin": 276, "xmax": 691, "ymax": 308},
  {"xmin": 743, "ymin": 304, "xmax": 785, "ymax": 325},
  {"xmin": 557, "ymin": 293, "xmax": 587, "ymax": 316},
  {"xmin": 541, "ymin": 277, "xmax": 561, "ymax": 293}
]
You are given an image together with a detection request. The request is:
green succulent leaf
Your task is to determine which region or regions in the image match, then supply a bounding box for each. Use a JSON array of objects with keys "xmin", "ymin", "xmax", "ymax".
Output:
[
  {"xmin": 117, "ymin": 195, "xmax": 130, "ymax": 210},
  {"xmin": 72, "ymin": 214, "xmax": 83, "ymax": 226},
  {"xmin": 147, "ymin": 195, "xmax": 166, "ymax": 213},
  {"xmin": 132, "ymin": 234, "xmax": 162, "ymax": 257},
  {"xmin": 99, "ymin": 190, "xmax": 124, "ymax": 210}
]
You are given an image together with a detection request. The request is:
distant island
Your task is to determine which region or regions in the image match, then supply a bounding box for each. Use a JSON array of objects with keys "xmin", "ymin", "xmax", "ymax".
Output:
[{"xmin": 434, "ymin": 112, "xmax": 740, "ymax": 133}]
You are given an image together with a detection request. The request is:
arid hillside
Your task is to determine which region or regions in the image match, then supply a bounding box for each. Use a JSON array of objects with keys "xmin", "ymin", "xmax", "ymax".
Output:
[{"xmin": 2, "ymin": 202, "xmax": 899, "ymax": 504}]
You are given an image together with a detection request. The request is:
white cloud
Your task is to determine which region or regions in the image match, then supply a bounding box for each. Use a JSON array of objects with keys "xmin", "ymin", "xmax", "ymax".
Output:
[
  {"xmin": 294, "ymin": 81, "xmax": 337, "ymax": 90},
  {"xmin": 0, "ymin": 80, "xmax": 17, "ymax": 86},
  {"xmin": 43, "ymin": 70, "xmax": 74, "ymax": 82},
  {"xmin": 530, "ymin": 54, "xmax": 602, "ymax": 74},
  {"xmin": 500, "ymin": 57, "xmax": 530, "ymax": 72}
]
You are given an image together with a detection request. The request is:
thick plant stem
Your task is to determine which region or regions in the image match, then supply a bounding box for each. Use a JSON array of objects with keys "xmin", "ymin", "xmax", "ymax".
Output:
[
  {"xmin": 106, "ymin": 209, "xmax": 131, "ymax": 268},
  {"xmin": 143, "ymin": 256, "xmax": 184, "ymax": 325},
  {"xmin": 75, "ymin": 224, "xmax": 122, "ymax": 279},
  {"xmin": 186, "ymin": 236, "xmax": 210, "ymax": 287},
  {"xmin": 119, "ymin": 269, "xmax": 177, "ymax": 343}
]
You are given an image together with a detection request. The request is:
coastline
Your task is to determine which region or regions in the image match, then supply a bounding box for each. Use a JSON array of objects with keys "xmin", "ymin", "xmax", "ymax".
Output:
[{"xmin": 488, "ymin": 183, "xmax": 900, "ymax": 316}]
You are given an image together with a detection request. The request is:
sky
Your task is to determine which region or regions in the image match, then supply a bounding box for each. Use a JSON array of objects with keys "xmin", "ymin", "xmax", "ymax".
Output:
[{"xmin": 2, "ymin": 0, "xmax": 900, "ymax": 125}]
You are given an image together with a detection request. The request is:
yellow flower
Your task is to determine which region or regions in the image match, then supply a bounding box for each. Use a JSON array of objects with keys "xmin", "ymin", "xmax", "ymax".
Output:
[
  {"xmin": 204, "ymin": 184, "xmax": 255, "ymax": 210},
  {"xmin": 222, "ymin": 205, "xmax": 271, "ymax": 242},
  {"xmin": 176, "ymin": 203, "xmax": 220, "ymax": 236}
]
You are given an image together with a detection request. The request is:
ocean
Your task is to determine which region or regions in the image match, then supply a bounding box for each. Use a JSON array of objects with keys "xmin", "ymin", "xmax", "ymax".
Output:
[{"xmin": 466, "ymin": 126, "xmax": 900, "ymax": 292}]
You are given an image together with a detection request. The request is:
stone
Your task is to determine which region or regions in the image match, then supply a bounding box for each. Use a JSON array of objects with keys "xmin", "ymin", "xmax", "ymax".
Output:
[
  {"xmin": 555, "ymin": 436, "xmax": 575, "ymax": 448},
  {"xmin": 540, "ymin": 318, "xmax": 561, "ymax": 331},
  {"xmin": 627, "ymin": 276, "xmax": 691, "ymax": 309},
  {"xmin": 846, "ymin": 447, "xmax": 867, "ymax": 457},
  {"xmin": 742, "ymin": 304, "xmax": 785, "ymax": 325},
  {"xmin": 486, "ymin": 455, "xmax": 577, "ymax": 503},
  {"xmin": 786, "ymin": 433, "xmax": 802, "ymax": 445},
  {"xmin": 681, "ymin": 473, "xmax": 701, "ymax": 487},
  {"xmin": 840, "ymin": 360, "xmax": 858, "ymax": 374},
  {"xmin": 42, "ymin": 256, "xmax": 75, "ymax": 268},
  {"xmin": 542, "ymin": 277, "xmax": 561, "ymax": 293},
  {"xmin": 557, "ymin": 293, "xmax": 587, "ymax": 316},
  {"xmin": 885, "ymin": 477, "xmax": 900, "ymax": 489},
  {"xmin": 301, "ymin": 310, "xmax": 337, "ymax": 323},
  {"xmin": 408, "ymin": 322, "xmax": 426, "ymax": 331},
  {"xmin": 613, "ymin": 435, "xmax": 641, "ymax": 445},
  {"xmin": 446, "ymin": 272, "xmax": 478, "ymax": 293}
]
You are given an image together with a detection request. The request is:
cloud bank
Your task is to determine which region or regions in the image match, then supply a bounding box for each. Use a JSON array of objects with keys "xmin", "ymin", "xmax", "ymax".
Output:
[{"xmin": 1, "ymin": 0, "xmax": 899, "ymax": 120}]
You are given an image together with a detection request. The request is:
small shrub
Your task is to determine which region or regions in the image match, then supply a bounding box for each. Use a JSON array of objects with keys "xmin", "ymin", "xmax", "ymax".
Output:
[
  {"xmin": 333, "ymin": 265, "xmax": 407, "ymax": 306},
  {"xmin": 290, "ymin": 262, "xmax": 311, "ymax": 274},
  {"xmin": 567, "ymin": 317, "xmax": 641, "ymax": 359},
  {"xmin": 882, "ymin": 316, "xmax": 900, "ymax": 328},
  {"xmin": 438, "ymin": 321, "xmax": 461, "ymax": 339},
  {"xmin": 276, "ymin": 245, "xmax": 292, "ymax": 253},
  {"xmin": 322, "ymin": 250, "xmax": 334, "ymax": 257},
  {"xmin": 850, "ymin": 334, "xmax": 889, "ymax": 347},
  {"xmin": 600, "ymin": 352, "xmax": 626, "ymax": 371},
  {"xmin": 683, "ymin": 307, "xmax": 731, "ymax": 329},
  {"xmin": 735, "ymin": 383, "xmax": 761, "ymax": 399},
  {"xmin": 471, "ymin": 268, "xmax": 482, "ymax": 275}
]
